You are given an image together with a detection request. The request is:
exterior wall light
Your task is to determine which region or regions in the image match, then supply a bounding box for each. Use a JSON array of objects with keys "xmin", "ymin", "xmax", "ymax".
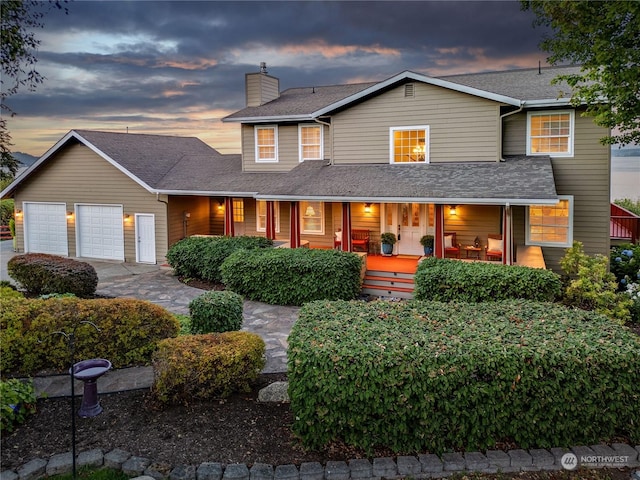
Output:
[
  {"xmin": 66, "ymin": 211, "xmax": 74, "ymax": 219},
  {"xmin": 449, "ymin": 205, "xmax": 457, "ymax": 216},
  {"xmin": 364, "ymin": 203, "xmax": 372, "ymax": 214}
]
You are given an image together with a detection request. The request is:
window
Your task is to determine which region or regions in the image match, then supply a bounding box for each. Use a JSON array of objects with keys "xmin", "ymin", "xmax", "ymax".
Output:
[
  {"xmin": 527, "ymin": 111, "xmax": 574, "ymax": 157},
  {"xmin": 233, "ymin": 199, "xmax": 244, "ymax": 222},
  {"xmin": 390, "ymin": 126, "xmax": 429, "ymax": 163},
  {"xmin": 299, "ymin": 125, "xmax": 323, "ymax": 161},
  {"xmin": 255, "ymin": 126, "xmax": 278, "ymax": 162},
  {"xmin": 300, "ymin": 201, "xmax": 324, "ymax": 234},
  {"xmin": 256, "ymin": 201, "xmax": 280, "ymax": 232},
  {"xmin": 526, "ymin": 196, "xmax": 573, "ymax": 247}
]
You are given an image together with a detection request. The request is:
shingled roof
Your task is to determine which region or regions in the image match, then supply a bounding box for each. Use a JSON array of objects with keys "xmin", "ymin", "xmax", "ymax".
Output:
[
  {"xmin": 224, "ymin": 65, "xmax": 582, "ymax": 122},
  {"xmin": 254, "ymin": 156, "xmax": 558, "ymax": 205}
]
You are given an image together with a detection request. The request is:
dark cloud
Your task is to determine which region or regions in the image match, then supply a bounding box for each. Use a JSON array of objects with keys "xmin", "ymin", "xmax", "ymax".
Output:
[{"xmin": 7, "ymin": 0, "xmax": 551, "ymax": 154}]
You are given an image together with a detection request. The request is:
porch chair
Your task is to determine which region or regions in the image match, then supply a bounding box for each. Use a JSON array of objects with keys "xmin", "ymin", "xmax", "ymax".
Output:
[
  {"xmin": 351, "ymin": 229, "xmax": 370, "ymax": 253},
  {"xmin": 334, "ymin": 229, "xmax": 342, "ymax": 249},
  {"xmin": 444, "ymin": 232, "xmax": 461, "ymax": 258},
  {"xmin": 485, "ymin": 234, "xmax": 503, "ymax": 261}
]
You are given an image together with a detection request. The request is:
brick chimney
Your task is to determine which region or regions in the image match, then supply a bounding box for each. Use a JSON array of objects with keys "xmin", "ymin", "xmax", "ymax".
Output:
[{"xmin": 245, "ymin": 62, "xmax": 279, "ymax": 107}]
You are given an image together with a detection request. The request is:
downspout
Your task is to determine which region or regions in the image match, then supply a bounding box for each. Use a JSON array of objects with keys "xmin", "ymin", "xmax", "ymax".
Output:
[
  {"xmin": 314, "ymin": 117, "xmax": 333, "ymax": 165},
  {"xmin": 499, "ymin": 104, "xmax": 523, "ymax": 162}
]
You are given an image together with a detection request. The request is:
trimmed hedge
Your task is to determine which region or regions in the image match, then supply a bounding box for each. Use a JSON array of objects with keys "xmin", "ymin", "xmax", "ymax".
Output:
[
  {"xmin": 7, "ymin": 253, "xmax": 98, "ymax": 298},
  {"xmin": 0, "ymin": 297, "xmax": 180, "ymax": 376},
  {"xmin": 166, "ymin": 235, "xmax": 273, "ymax": 283},
  {"xmin": 288, "ymin": 299, "xmax": 640, "ymax": 454},
  {"xmin": 189, "ymin": 290, "xmax": 244, "ymax": 333},
  {"xmin": 414, "ymin": 257, "xmax": 561, "ymax": 302},
  {"xmin": 220, "ymin": 248, "xmax": 363, "ymax": 306},
  {"xmin": 151, "ymin": 331, "xmax": 265, "ymax": 405}
]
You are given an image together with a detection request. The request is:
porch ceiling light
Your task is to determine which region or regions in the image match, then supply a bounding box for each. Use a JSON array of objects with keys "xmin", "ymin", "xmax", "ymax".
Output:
[{"xmin": 449, "ymin": 205, "xmax": 457, "ymax": 216}]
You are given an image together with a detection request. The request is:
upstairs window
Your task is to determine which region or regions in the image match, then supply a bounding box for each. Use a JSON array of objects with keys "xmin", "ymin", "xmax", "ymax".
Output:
[
  {"xmin": 255, "ymin": 126, "xmax": 278, "ymax": 162},
  {"xmin": 390, "ymin": 126, "xmax": 429, "ymax": 163},
  {"xmin": 299, "ymin": 125, "xmax": 323, "ymax": 161},
  {"xmin": 527, "ymin": 111, "xmax": 574, "ymax": 157},
  {"xmin": 256, "ymin": 200, "xmax": 280, "ymax": 233},
  {"xmin": 526, "ymin": 196, "xmax": 573, "ymax": 247}
]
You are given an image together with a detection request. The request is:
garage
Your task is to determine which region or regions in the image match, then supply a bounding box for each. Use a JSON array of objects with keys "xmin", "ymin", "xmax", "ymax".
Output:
[
  {"xmin": 77, "ymin": 204, "xmax": 125, "ymax": 261},
  {"xmin": 24, "ymin": 202, "xmax": 69, "ymax": 255}
]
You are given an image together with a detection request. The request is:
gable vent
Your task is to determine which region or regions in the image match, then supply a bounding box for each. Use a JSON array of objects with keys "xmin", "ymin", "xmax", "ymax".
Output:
[{"xmin": 404, "ymin": 83, "xmax": 415, "ymax": 97}]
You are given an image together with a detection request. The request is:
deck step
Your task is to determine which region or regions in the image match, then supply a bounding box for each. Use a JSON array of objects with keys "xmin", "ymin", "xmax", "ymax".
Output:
[{"xmin": 361, "ymin": 269, "xmax": 415, "ymax": 299}]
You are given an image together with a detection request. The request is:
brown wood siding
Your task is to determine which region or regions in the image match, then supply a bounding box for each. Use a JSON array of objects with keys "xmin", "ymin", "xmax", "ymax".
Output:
[
  {"xmin": 209, "ymin": 198, "xmax": 225, "ymax": 235},
  {"xmin": 502, "ymin": 114, "xmax": 526, "ymax": 155},
  {"xmin": 443, "ymin": 205, "xmax": 502, "ymax": 250},
  {"xmin": 242, "ymin": 124, "xmax": 330, "ymax": 171},
  {"xmin": 503, "ymin": 109, "xmax": 610, "ymax": 272},
  {"xmin": 13, "ymin": 142, "xmax": 168, "ymax": 263},
  {"xmin": 332, "ymin": 83, "xmax": 501, "ymax": 164},
  {"xmin": 167, "ymin": 196, "xmax": 212, "ymax": 246}
]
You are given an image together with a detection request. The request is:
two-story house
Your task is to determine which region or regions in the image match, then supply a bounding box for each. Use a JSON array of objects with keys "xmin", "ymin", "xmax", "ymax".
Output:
[{"xmin": 2, "ymin": 64, "xmax": 610, "ymax": 274}]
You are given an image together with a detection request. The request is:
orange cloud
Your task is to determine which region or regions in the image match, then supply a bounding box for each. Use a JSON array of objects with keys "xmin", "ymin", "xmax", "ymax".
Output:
[{"xmin": 281, "ymin": 40, "xmax": 400, "ymax": 58}]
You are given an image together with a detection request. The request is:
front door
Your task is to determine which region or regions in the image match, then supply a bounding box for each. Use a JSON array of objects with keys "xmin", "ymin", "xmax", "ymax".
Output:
[
  {"xmin": 135, "ymin": 213, "xmax": 156, "ymax": 264},
  {"xmin": 397, "ymin": 203, "xmax": 424, "ymax": 255}
]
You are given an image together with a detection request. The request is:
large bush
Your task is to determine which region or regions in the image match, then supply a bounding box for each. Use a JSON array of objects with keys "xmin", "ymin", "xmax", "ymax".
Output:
[
  {"xmin": 610, "ymin": 243, "xmax": 640, "ymax": 323},
  {"xmin": 220, "ymin": 248, "xmax": 363, "ymax": 306},
  {"xmin": 166, "ymin": 236, "xmax": 273, "ymax": 283},
  {"xmin": 7, "ymin": 253, "xmax": 98, "ymax": 297},
  {"xmin": 288, "ymin": 299, "xmax": 640, "ymax": 454},
  {"xmin": 414, "ymin": 257, "xmax": 561, "ymax": 302},
  {"xmin": 561, "ymin": 241, "xmax": 631, "ymax": 323},
  {"xmin": 0, "ymin": 297, "xmax": 180, "ymax": 376},
  {"xmin": 189, "ymin": 290, "xmax": 244, "ymax": 333},
  {"xmin": 151, "ymin": 332, "xmax": 265, "ymax": 405}
]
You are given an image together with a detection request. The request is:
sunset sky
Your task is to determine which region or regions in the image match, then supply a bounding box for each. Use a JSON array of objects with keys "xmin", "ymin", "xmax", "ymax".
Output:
[{"xmin": 4, "ymin": 0, "xmax": 554, "ymax": 156}]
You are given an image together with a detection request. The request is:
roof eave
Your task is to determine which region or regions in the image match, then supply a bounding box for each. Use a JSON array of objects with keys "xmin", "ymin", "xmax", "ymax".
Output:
[
  {"xmin": 222, "ymin": 114, "xmax": 313, "ymax": 124},
  {"xmin": 255, "ymin": 194, "xmax": 558, "ymax": 205},
  {"xmin": 153, "ymin": 189, "xmax": 259, "ymax": 197},
  {"xmin": 523, "ymin": 98, "xmax": 574, "ymax": 108},
  {"xmin": 311, "ymin": 71, "xmax": 522, "ymax": 117}
]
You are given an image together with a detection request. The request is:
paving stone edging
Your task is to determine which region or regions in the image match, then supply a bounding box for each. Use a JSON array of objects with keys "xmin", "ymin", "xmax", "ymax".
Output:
[{"xmin": 3, "ymin": 444, "xmax": 639, "ymax": 480}]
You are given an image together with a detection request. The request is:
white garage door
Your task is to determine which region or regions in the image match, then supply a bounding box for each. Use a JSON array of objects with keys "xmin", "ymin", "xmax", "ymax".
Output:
[
  {"xmin": 77, "ymin": 205, "xmax": 125, "ymax": 261},
  {"xmin": 24, "ymin": 202, "xmax": 69, "ymax": 255}
]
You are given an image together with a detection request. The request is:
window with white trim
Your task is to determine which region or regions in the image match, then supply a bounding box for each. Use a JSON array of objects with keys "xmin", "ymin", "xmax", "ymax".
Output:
[
  {"xmin": 526, "ymin": 196, "xmax": 573, "ymax": 247},
  {"xmin": 300, "ymin": 201, "xmax": 324, "ymax": 234},
  {"xmin": 390, "ymin": 126, "xmax": 429, "ymax": 163},
  {"xmin": 527, "ymin": 111, "xmax": 574, "ymax": 157},
  {"xmin": 299, "ymin": 125, "xmax": 323, "ymax": 161},
  {"xmin": 256, "ymin": 201, "xmax": 280, "ymax": 233},
  {"xmin": 233, "ymin": 199, "xmax": 244, "ymax": 222},
  {"xmin": 255, "ymin": 126, "xmax": 278, "ymax": 162}
]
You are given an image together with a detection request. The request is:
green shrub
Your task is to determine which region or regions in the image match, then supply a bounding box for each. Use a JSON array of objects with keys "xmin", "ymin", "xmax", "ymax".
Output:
[
  {"xmin": 7, "ymin": 253, "xmax": 98, "ymax": 297},
  {"xmin": 614, "ymin": 198, "xmax": 640, "ymax": 216},
  {"xmin": 175, "ymin": 314, "xmax": 192, "ymax": 336},
  {"xmin": 166, "ymin": 235, "xmax": 273, "ymax": 283},
  {"xmin": 0, "ymin": 297, "xmax": 180, "ymax": 376},
  {"xmin": 0, "ymin": 379, "xmax": 36, "ymax": 433},
  {"xmin": 220, "ymin": 248, "xmax": 363, "ymax": 306},
  {"xmin": 0, "ymin": 199, "xmax": 14, "ymax": 226},
  {"xmin": 561, "ymin": 241, "xmax": 631, "ymax": 323},
  {"xmin": 288, "ymin": 299, "xmax": 640, "ymax": 454},
  {"xmin": 189, "ymin": 290, "xmax": 244, "ymax": 333},
  {"xmin": 151, "ymin": 331, "xmax": 265, "ymax": 405},
  {"xmin": 414, "ymin": 257, "xmax": 561, "ymax": 302},
  {"xmin": 0, "ymin": 285, "xmax": 23, "ymax": 299},
  {"xmin": 609, "ymin": 243, "xmax": 640, "ymax": 323}
]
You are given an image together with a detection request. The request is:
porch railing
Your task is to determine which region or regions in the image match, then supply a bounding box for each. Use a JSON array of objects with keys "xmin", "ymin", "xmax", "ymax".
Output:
[{"xmin": 610, "ymin": 216, "xmax": 640, "ymax": 242}]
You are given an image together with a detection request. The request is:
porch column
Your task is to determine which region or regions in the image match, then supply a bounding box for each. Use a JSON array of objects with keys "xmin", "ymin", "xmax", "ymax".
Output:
[
  {"xmin": 266, "ymin": 201, "xmax": 276, "ymax": 240},
  {"xmin": 341, "ymin": 202, "xmax": 352, "ymax": 252},
  {"xmin": 502, "ymin": 204, "xmax": 513, "ymax": 265},
  {"xmin": 289, "ymin": 201, "xmax": 301, "ymax": 248},
  {"xmin": 224, "ymin": 197, "xmax": 235, "ymax": 237},
  {"xmin": 434, "ymin": 204, "xmax": 444, "ymax": 258}
]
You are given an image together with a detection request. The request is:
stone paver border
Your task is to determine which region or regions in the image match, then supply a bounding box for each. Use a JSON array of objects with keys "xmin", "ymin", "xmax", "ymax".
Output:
[{"xmin": 3, "ymin": 445, "xmax": 639, "ymax": 480}]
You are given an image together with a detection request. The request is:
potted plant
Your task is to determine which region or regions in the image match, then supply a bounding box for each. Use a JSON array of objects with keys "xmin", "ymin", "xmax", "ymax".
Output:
[
  {"xmin": 420, "ymin": 234, "xmax": 434, "ymax": 256},
  {"xmin": 380, "ymin": 232, "xmax": 396, "ymax": 256}
]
